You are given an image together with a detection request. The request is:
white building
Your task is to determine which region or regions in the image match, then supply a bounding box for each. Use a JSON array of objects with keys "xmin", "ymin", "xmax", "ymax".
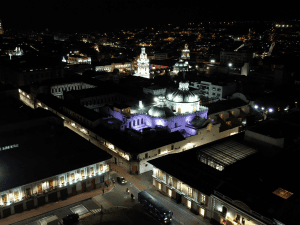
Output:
[
  {"xmin": 189, "ymin": 81, "xmax": 236, "ymax": 100},
  {"xmin": 134, "ymin": 47, "xmax": 150, "ymax": 79},
  {"xmin": 0, "ymin": 121, "xmax": 111, "ymax": 219}
]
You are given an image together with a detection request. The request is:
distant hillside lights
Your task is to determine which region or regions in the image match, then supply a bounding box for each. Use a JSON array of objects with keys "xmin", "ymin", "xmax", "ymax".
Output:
[{"xmin": 0, "ymin": 144, "xmax": 19, "ymax": 151}]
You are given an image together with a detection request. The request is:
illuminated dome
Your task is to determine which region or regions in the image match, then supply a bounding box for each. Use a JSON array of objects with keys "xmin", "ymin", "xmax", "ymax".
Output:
[
  {"xmin": 166, "ymin": 82, "xmax": 198, "ymax": 103},
  {"xmin": 148, "ymin": 106, "xmax": 175, "ymax": 118}
]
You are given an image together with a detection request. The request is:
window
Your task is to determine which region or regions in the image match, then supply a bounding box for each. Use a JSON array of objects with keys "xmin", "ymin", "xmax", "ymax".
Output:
[
  {"xmin": 187, "ymin": 200, "xmax": 191, "ymax": 208},
  {"xmin": 178, "ymin": 182, "xmax": 182, "ymax": 191},
  {"xmin": 201, "ymin": 194, "xmax": 206, "ymax": 204},
  {"xmin": 168, "ymin": 176, "xmax": 173, "ymax": 186},
  {"xmin": 71, "ymin": 173, "xmax": 75, "ymax": 181},
  {"xmin": 145, "ymin": 153, "xmax": 148, "ymax": 158},
  {"xmin": 200, "ymin": 208, "xmax": 205, "ymax": 217},
  {"xmin": 100, "ymin": 164, "xmax": 103, "ymax": 172},
  {"xmin": 168, "ymin": 189, "xmax": 172, "ymax": 197},
  {"xmin": 188, "ymin": 187, "xmax": 193, "ymax": 197},
  {"xmin": 171, "ymin": 145, "xmax": 174, "ymax": 150},
  {"xmin": 90, "ymin": 167, "xmax": 94, "ymax": 175},
  {"xmin": 158, "ymin": 149, "xmax": 161, "ymax": 154}
]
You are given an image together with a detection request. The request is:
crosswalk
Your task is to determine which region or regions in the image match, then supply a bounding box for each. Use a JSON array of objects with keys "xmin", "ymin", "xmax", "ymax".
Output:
[{"xmin": 90, "ymin": 208, "xmax": 102, "ymax": 215}]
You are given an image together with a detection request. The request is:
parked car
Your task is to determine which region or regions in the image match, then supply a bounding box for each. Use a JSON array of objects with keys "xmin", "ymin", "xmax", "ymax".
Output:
[
  {"xmin": 117, "ymin": 177, "xmax": 127, "ymax": 184},
  {"xmin": 62, "ymin": 213, "xmax": 79, "ymax": 225}
]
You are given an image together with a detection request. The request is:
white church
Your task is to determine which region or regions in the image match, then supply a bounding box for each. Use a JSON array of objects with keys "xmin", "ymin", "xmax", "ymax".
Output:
[{"xmin": 134, "ymin": 46, "xmax": 150, "ymax": 79}]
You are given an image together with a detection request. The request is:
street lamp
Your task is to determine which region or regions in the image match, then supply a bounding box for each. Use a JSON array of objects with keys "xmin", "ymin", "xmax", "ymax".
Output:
[
  {"xmin": 210, "ymin": 59, "xmax": 215, "ymax": 63},
  {"xmin": 228, "ymin": 63, "xmax": 232, "ymax": 75}
]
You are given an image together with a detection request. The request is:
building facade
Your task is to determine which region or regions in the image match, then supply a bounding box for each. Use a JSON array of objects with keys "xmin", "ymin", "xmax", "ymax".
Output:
[
  {"xmin": 134, "ymin": 47, "xmax": 150, "ymax": 79},
  {"xmin": 189, "ymin": 81, "xmax": 237, "ymax": 100},
  {"xmin": 220, "ymin": 51, "xmax": 254, "ymax": 66},
  {"xmin": 0, "ymin": 160, "xmax": 110, "ymax": 219}
]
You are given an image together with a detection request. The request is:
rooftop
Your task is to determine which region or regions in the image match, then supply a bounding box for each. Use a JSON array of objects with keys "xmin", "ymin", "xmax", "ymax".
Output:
[
  {"xmin": 148, "ymin": 134, "xmax": 300, "ymax": 224},
  {"xmin": 0, "ymin": 124, "xmax": 112, "ymax": 192},
  {"xmin": 207, "ymin": 98, "xmax": 248, "ymax": 115}
]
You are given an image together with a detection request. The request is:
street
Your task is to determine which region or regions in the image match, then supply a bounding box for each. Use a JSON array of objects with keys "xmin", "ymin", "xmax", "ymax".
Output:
[{"xmin": 11, "ymin": 170, "xmax": 208, "ymax": 225}]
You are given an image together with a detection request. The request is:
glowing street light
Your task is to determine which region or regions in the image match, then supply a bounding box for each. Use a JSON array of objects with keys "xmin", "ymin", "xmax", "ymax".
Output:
[
  {"xmin": 269, "ymin": 108, "xmax": 273, "ymax": 113},
  {"xmin": 254, "ymin": 105, "xmax": 258, "ymax": 109},
  {"xmin": 228, "ymin": 63, "xmax": 232, "ymax": 67}
]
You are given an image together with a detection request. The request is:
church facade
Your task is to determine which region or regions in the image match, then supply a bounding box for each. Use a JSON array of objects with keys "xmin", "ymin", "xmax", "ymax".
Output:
[
  {"xmin": 134, "ymin": 47, "xmax": 150, "ymax": 79},
  {"xmin": 173, "ymin": 44, "xmax": 192, "ymax": 74}
]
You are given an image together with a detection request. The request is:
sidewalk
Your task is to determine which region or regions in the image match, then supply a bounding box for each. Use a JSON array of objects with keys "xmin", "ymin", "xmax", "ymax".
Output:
[{"xmin": 2, "ymin": 184, "xmax": 114, "ymax": 225}]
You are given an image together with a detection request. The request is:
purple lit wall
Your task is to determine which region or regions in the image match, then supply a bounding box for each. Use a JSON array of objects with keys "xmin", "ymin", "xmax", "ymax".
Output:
[{"xmin": 106, "ymin": 107, "xmax": 208, "ymax": 137}]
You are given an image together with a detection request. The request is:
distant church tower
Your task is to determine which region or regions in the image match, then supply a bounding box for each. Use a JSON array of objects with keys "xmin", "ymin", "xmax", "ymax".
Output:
[
  {"xmin": 134, "ymin": 46, "xmax": 150, "ymax": 79},
  {"xmin": 0, "ymin": 19, "xmax": 4, "ymax": 35},
  {"xmin": 181, "ymin": 43, "xmax": 190, "ymax": 60}
]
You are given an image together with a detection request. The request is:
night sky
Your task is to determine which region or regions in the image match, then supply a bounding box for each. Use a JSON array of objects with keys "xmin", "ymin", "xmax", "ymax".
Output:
[{"xmin": 2, "ymin": 1, "xmax": 299, "ymax": 32}]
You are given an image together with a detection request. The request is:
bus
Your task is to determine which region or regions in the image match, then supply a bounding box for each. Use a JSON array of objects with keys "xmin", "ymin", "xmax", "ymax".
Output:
[{"xmin": 138, "ymin": 191, "xmax": 173, "ymax": 224}]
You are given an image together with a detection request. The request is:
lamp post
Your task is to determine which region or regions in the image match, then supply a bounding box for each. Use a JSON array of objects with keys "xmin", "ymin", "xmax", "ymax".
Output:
[{"xmin": 228, "ymin": 62, "xmax": 232, "ymax": 75}]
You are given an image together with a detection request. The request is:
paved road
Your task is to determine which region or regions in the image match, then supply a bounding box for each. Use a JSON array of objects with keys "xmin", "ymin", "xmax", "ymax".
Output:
[
  {"xmin": 13, "ymin": 198, "xmax": 100, "ymax": 225},
  {"xmin": 12, "ymin": 170, "xmax": 209, "ymax": 225}
]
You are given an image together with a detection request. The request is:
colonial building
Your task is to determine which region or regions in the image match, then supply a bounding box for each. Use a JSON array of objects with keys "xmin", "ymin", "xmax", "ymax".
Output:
[
  {"xmin": 18, "ymin": 77, "xmax": 253, "ymax": 176},
  {"xmin": 134, "ymin": 46, "xmax": 150, "ymax": 79},
  {"xmin": 67, "ymin": 54, "xmax": 91, "ymax": 64},
  {"xmin": 148, "ymin": 135, "xmax": 290, "ymax": 225},
  {"xmin": 29, "ymin": 77, "xmax": 97, "ymax": 99},
  {"xmin": 0, "ymin": 107, "xmax": 111, "ymax": 219}
]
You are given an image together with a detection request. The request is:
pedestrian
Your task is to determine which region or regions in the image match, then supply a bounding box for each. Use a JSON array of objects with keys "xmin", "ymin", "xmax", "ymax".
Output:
[
  {"xmin": 102, "ymin": 188, "xmax": 104, "ymax": 193},
  {"xmin": 131, "ymin": 193, "xmax": 133, "ymax": 199}
]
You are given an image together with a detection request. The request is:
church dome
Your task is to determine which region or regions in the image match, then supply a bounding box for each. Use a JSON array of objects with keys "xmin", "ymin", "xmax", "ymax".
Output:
[
  {"xmin": 148, "ymin": 106, "xmax": 175, "ymax": 118},
  {"xmin": 166, "ymin": 81, "xmax": 199, "ymax": 103}
]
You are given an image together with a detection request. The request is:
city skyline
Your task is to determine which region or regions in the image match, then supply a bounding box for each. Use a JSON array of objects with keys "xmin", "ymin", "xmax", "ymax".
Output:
[{"xmin": 1, "ymin": 1, "xmax": 299, "ymax": 32}]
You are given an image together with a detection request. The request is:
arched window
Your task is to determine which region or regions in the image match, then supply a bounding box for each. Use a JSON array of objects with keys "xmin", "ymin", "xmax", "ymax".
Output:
[
  {"xmin": 141, "ymin": 118, "xmax": 143, "ymax": 124},
  {"xmin": 133, "ymin": 120, "xmax": 135, "ymax": 126},
  {"xmin": 137, "ymin": 119, "xmax": 139, "ymax": 125}
]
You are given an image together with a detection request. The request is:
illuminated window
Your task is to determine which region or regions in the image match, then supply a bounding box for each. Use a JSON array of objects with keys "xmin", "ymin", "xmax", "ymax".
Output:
[
  {"xmin": 168, "ymin": 176, "xmax": 173, "ymax": 186},
  {"xmin": 273, "ymin": 188, "xmax": 293, "ymax": 199},
  {"xmin": 188, "ymin": 187, "xmax": 193, "ymax": 197},
  {"xmin": 201, "ymin": 194, "xmax": 206, "ymax": 204},
  {"xmin": 90, "ymin": 167, "xmax": 94, "ymax": 175},
  {"xmin": 187, "ymin": 200, "xmax": 191, "ymax": 208},
  {"xmin": 200, "ymin": 208, "xmax": 205, "ymax": 216},
  {"xmin": 100, "ymin": 164, "xmax": 103, "ymax": 172}
]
